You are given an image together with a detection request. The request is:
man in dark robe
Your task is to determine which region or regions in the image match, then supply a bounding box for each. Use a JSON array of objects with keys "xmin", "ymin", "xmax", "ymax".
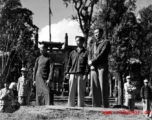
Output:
[{"xmin": 33, "ymin": 44, "xmax": 54, "ymax": 106}]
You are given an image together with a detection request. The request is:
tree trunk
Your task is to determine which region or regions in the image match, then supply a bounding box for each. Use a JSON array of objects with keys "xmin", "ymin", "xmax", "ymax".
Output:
[
  {"xmin": 117, "ymin": 72, "xmax": 124, "ymax": 107},
  {"xmin": 109, "ymin": 74, "xmax": 112, "ymax": 97}
]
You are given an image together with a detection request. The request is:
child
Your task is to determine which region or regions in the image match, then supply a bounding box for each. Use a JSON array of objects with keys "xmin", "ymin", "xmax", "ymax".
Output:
[
  {"xmin": 140, "ymin": 79, "xmax": 152, "ymax": 118},
  {"xmin": 0, "ymin": 81, "xmax": 14, "ymax": 113},
  {"xmin": 124, "ymin": 76, "xmax": 136, "ymax": 111},
  {"xmin": 17, "ymin": 67, "xmax": 32, "ymax": 106},
  {"xmin": 9, "ymin": 82, "xmax": 18, "ymax": 100}
]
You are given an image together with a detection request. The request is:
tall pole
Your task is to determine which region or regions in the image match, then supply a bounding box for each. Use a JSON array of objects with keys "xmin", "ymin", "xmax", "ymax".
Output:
[{"xmin": 49, "ymin": 0, "xmax": 51, "ymax": 42}]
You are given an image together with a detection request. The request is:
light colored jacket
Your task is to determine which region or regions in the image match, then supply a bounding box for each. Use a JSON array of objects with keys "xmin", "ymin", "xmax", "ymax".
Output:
[
  {"xmin": 0, "ymin": 88, "xmax": 14, "ymax": 105},
  {"xmin": 17, "ymin": 76, "xmax": 32, "ymax": 96},
  {"xmin": 124, "ymin": 82, "xmax": 136, "ymax": 99}
]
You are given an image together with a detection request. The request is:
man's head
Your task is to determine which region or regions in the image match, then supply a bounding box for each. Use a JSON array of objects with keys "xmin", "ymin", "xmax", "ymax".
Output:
[
  {"xmin": 4, "ymin": 81, "xmax": 10, "ymax": 89},
  {"xmin": 75, "ymin": 36, "xmax": 85, "ymax": 48},
  {"xmin": 126, "ymin": 76, "xmax": 131, "ymax": 83},
  {"xmin": 39, "ymin": 44, "xmax": 48, "ymax": 55},
  {"xmin": 21, "ymin": 67, "xmax": 28, "ymax": 77},
  {"xmin": 144, "ymin": 79, "xmax": 148, "ymax": 86},
  {"xmin": 94, "ymin": 28, "xmax": 104, "ymax": 41}
]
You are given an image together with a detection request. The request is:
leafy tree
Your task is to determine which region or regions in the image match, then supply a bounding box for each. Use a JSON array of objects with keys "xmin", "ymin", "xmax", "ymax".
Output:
[
  {"xmin": 0, "ymin": 0, "xmax": 39, "ymax": 82},
  {"xmin": 63, "ymin": 0, "xmax": 99, "ymax": 46},
  {"xmin": 138, "ymin": 5, "xmax": 152, "ymax": 81}
]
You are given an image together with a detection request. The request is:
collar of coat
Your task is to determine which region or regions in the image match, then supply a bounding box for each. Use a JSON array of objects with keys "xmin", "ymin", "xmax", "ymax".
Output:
[{"xmin": 76, "ymin": 47, "xmax": 85, "ymax": 53}]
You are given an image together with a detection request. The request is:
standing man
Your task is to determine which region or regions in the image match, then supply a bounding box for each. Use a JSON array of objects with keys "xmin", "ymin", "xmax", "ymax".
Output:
[
  {"xmin": 88, "ymin": 28, "xmax": 111, "ymax": 107},
  {"xmin": 124, "ymin": 76, "xmax": 136, "ymax": 111},
  {"xmin": 140, "ymin": 79, "xmax": 152, "ymax": 118},
  {"xmin": 17, "ymin": 68, "xmax": 32, "ymax": 105},
  {"xmin": 65, "ymin": 36, "xmax": 89, "ymax": 107},
  {"xmin": 33, "ymin": 43, "xmax": 54, "ymax": 106}
]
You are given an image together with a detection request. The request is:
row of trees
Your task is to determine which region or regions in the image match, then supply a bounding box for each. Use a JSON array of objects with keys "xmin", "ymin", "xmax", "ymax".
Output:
[
  {"xmin": 0, "ymin": 0, "xmax": 39, "ymax": 82},
  {"xmin": 63, "ymin": 0, "xmax": 152, "ymax": 106}
]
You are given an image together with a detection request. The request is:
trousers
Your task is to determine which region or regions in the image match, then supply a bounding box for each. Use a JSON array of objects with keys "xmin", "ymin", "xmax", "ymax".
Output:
[
  {"xmin": 68, "ymin": 74, "xmax": 86, "ymax": 107},
  {"xmin": 18, "ymin": 96, "xmax": 28, "ymax": 106},
  {"xmin": 124, "ymin": 98, "xmax": 135, "ymax": 111},
  {"xmin": 91, "ymin": 64, "xmax": 109, "ymax": 107},
  {"xmin": 143, "ymin": 99, "xmax": 152, "ymax": 117},
  {"xmin": 0, "ymin": 105, "xmax": 11, "ymax": 113}
]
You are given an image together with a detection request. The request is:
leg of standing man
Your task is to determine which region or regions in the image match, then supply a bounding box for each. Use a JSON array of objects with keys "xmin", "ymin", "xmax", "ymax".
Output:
[
  {"xmin": 130, "ymin": 99, "xmax": 135, "ymax": 111},
  {"xmin": 77, "ymin": 74, "xmax": 86, "ymax": 107},
  {"xmin": 68, "ymin": 74, "xmax": 77, "ymax": 107},
  {"xmin": 98, "ymin": 64, "xmax": 109, "ymax": 108},
  {"xmin": 91, "ymin": 70, "xmax": 102, "ymax": 107},
  {"xmin": 143, "ymin": 99, "xmax": 150, "ymax": 117}
]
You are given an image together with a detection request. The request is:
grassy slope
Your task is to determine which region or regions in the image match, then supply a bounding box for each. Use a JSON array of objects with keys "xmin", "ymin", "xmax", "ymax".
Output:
[{"xmin": 0, "ymin": 105, "xmax": 148, "ymax": 120}]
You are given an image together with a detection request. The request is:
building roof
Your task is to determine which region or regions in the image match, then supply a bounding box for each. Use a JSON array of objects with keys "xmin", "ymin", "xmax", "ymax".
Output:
[{"xmin": 39, "ymin": 41, "xmax": 64, "ymax": 49}]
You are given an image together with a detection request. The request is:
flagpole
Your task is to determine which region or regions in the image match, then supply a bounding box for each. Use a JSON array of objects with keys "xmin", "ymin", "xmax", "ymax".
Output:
[{"xmin": 49, "ymin": 0, "xmax": 51, "ymax": 42}]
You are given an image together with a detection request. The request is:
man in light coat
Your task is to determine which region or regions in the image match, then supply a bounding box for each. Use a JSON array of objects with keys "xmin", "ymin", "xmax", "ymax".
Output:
[{"xmin": 17, "ymin": 67, "xmax": 32, "ymax": 105}]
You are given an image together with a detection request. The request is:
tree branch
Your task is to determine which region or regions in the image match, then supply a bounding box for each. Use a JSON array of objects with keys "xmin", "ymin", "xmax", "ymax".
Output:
[
  {"xmin": 88, "ymin": 1, "xmax": 94, "ymax": 28},
  {"xmin": 73, "ymin": 0, "xmax": 84, "ymax": 33}
]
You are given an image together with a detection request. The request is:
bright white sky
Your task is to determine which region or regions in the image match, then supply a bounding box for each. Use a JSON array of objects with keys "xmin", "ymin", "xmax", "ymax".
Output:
[{"xmin": 20, "ymin": 0, "xmax": 152, "ymax": 45}]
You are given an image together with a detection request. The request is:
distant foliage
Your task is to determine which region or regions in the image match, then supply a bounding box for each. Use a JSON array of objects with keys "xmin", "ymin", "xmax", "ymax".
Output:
[{"xmin": 0, "ymin": 0, "xmax": 39, "ymax": 82}]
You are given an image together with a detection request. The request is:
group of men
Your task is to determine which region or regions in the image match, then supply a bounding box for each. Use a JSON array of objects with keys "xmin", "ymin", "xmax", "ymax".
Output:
[
  {"xmin": 0, "ymin": 27, "xmax": 111, "ymax": 112},
  {"xmin": 32, "ymin": 27, "xmax": 110, "ymax": 108},
  {"xmin": 0, "ymin": 25, "xmax": 151, "ymax": 119},
  {"xmin": 65, "ymin": 28, "xmax": 111, "ymax": 107},
  {"xmin": 124, "ymin": 76, "xmax": 152, "ymax": 118},
  {"xmin": 32, "ymin": 27, "xmax": 111, "ymax": 108}
]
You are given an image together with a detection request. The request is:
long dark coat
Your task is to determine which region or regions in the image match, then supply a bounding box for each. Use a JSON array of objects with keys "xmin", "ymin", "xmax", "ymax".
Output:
[{"xmin": 33, "ymin": 54, "xmax": 54, "ymax": 105}]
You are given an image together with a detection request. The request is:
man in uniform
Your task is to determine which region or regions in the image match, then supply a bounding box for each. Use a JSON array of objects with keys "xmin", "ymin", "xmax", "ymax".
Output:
[
  {"xmin": 33, "ymin": 43, "xmax": 54, "ymax": 106},
  {"xmin": 17, "ymin": 68, "xmax": 32, "ymax": 105},
  {"xmin": 88, "ymin": 28, "xmax": 111, "ymax": 107},
  {"xmin": 124, "ymin": 76, "xmax": 136, "ymax": 111}
]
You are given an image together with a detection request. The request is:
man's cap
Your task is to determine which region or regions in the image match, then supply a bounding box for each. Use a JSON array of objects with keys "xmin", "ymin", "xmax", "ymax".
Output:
[
  {"xmin": 21, "ymin": 67, "xmax": 27, "ymax": 71},
  {"xmin": 126, "ymin": 76, "xmax": 131, "ymax": 79},
  {"xmin": 144, "ymin": 79, "xmax": 148, "ymax": 83}
]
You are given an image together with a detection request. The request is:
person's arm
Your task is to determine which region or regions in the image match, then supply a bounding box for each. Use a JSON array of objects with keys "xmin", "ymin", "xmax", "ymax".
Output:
[
  {"xmin": 88, "ymin": 45, "xmax": 93, "ymax": 61},
  {"xmin": 91, "ymin": 41, "xmax": 111, "ymax": 65},
  {"xmin": 48, "ymin": 58, "xmax": 54, "ymax": 81},
  {"xmin": 17, "ymin": 79, "xmax": 20, "ymax": 92},
  {"xmin": 140, "ymin": 87, "xmax": 144, "ymax": 99},
  {"xmin": 0, "ymin": 90, "xmax": 2, "ymax": 99},
  {"xmin": 84, "ymin": 51, "xmax": 90, "ymax": 75},
  {"xmin": 65, "ymin": 52, "xmax": 72, "ymax": 74},
  {"xmin": 33, "ymin": 57, "xmax": 39, "ymax": 82},
  {"xmin": 124, "ymin": 83, "xmax": 127, "ymax": 91}
]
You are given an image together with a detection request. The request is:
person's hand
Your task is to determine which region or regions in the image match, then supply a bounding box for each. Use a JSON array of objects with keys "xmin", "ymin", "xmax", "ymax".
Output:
[
  {"xmin": 142, "ymin": 98, "xmax": 145, "ymax": 103},
  {"xmin": 33, "ymin": 81, "xmax": 36, "ymax": 86},
  {"xmin": 90, "ymin": 66, "xmax": 95, "ymax": 69},
  {"xmin": 46, "ymin": 80, "xmax": 51, "ymax": 87},
  {"xmin": 65, "ymin": 74, "xmax": 70, "ymax": 79},
  {"xmin": 88, "ymin": 60, "xmax": 92, "ymax": 66},
  {"xmin": 1, "ymin": 94, "xmax": 8, "ymax": 100},
  {"xmin": 83, "ymin": 75, "xmax": 87, "ymax": 80}
]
